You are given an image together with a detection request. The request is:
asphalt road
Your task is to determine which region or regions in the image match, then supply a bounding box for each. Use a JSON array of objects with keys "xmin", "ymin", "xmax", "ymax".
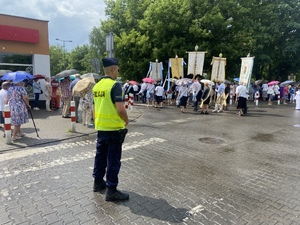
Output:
[{"xmin": 1, "ymin": 101, "xmax": 300, "ymax": 224}]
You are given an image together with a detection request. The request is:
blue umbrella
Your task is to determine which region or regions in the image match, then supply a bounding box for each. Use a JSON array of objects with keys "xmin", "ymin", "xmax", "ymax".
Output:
[
  {"xmin": 233, "ymin": 77, "xmax": 239, "ymax": 82},
  {"xmin": 1, "ymin": 71, "xmax": 34, "ymax": 83}
]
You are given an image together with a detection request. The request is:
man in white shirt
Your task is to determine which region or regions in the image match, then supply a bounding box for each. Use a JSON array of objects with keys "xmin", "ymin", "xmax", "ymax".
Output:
[
  {"xmin": 154, "ymin": 83, "xmax": 165, "ymax": 108},
  {"xmin": 189, "ymin": 77, "xmax": 201, "ymax": 111},
  {"xmin": 273, "ymin": 84, "xmax": 280, "ymax": 102},
  {"xmin": 262, "ymin": 82, "xmax": 268, "ymax": 101},
  {"xmin": 138, "ymin": 81, "xmax": 147, "ymax": 103},
  {"xmin": 133, "ymin": 84, "xmax": 139, "ymax": 101},
  {"xmin": 236, "ymin": 82, "xmax": 248, "ymax": 116}
]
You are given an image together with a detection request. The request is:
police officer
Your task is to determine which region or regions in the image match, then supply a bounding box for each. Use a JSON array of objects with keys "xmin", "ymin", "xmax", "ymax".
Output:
[{"xmin": 92, "ymin": 57, "xmax": 129, "ymax": 201}]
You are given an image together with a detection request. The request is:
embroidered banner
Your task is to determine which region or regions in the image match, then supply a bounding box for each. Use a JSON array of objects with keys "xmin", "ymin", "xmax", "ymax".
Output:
[
  {"xmin": 239, "ymin": 57, "xmax": 254, "ymax": 89},
  {"xmin": 149, "ymin": 61, "xmax": 163, "ymax": 81},
  {"xmin": 187, "ymin": 51, "xmax": 206, "ymax": 76},
  {"xmin": 210, "ymin": 56, "xmax": 226, "ymax": 82},
  {"xmin": 170, "ymin": 58, "xmax": 184, "ymax": 78}
]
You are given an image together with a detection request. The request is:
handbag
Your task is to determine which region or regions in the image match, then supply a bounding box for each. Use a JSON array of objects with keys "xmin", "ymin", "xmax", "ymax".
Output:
[
  {"xmin": 176, "ymin": 99, "xmax": 180, "ymax": 106},
  {"xmin": 40, "ymin": 90, "xmax": 43, "ymax": 94}
]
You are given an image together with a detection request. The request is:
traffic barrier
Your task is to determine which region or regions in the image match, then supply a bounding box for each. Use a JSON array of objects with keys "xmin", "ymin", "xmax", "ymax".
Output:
[
  {"xmin": 277, "ymin": 93, "xmax": 280, "ymax": 105},
  {"xmin": 124, "ymin": 95, "xmax": 129, "ymax": 110},
  {"xmin": 129, "ymin": 93, "xmax": 134, "ymax": 111},
  {"xmin": 70, "ymin": 101, "xmax": 76, "ymax": 132},
  {"xmin": 255, "ymin": 91, "xmax": 260, "ymax": 106},
  {"xmin": 4, "ymin": 104, "xmax": 11, "ymax": 144}
]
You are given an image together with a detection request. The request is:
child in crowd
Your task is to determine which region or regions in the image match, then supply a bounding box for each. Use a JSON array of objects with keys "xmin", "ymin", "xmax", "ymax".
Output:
[{"xmin": 166, "ymin": 89, "xmax": 173, "ymax": 105}]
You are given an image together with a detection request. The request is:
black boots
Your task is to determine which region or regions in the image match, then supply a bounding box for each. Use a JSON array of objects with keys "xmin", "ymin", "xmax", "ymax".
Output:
[
  {"xmin": 93, "ymin": 179, "xmax": 106, "ymax": 192},
  {"xmin": 105, "ymin": 187, "xmax": 129, "ymax": 201},
  {"xmin": 94, "ymin": 180, "xmax": 129, "ymax": 201}
]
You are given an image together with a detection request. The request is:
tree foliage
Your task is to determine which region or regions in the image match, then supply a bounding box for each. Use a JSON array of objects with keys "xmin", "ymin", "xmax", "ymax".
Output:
[{"xmin": 50, "ymin": 0, "xmax": 300, "ymax": 82}]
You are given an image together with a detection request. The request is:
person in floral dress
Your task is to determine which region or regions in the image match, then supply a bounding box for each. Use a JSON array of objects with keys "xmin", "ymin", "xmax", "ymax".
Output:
[{"xmin": 8, "ymin": 80, "xmax": 31, "ymax": 141}]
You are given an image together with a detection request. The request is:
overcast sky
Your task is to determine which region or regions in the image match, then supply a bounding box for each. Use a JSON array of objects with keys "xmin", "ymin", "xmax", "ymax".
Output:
[{"xmin": 0, "ymin": 0, "xmax": 107, "ymax": 51}]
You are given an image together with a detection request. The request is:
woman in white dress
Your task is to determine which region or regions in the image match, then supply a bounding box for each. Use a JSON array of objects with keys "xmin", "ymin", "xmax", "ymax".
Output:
[
  {"xmin": 44, "ymin": 77, "xmax": 53, "ymax": 111},
  {"xmin": 295, "ymin": 88, "xmax": 300, "ymax": 110}
]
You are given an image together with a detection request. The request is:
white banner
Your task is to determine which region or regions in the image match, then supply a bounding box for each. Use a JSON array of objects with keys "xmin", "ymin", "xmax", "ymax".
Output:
[
  {"xmin": 187, "ymin": 52, "xmax": 206, "ymax": 76},
  {"xmin": 239, "ymin": 57, "xmax": 254, "ymax": 89},
  {"xmin": 210, "ymin": 56, "xmax": 226, "ymax": 82},
  {"xmin": 149, "ymin": 62, "xmax": 163, "ymax": 81}
]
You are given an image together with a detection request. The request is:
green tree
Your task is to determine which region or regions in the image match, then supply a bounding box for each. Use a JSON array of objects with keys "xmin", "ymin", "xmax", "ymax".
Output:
[
  {"xmin": 94, "ymin": 0, "xmax": 300, "ymax": 81},
  {"xmin": 69, "ymin": 45, "xmax": 93, "ymax": 74},
  {"xmin": 49, "ymin": 45, "xmax": 64, "ymax": 76}
]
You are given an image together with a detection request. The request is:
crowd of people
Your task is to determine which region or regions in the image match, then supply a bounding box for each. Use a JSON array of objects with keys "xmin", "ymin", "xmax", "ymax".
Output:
[
  {"xmin": 1, "ymin": 59, "xmax": 300, "ymax": 203},
  {"xmin": 1, "ymin": 71, "xmax": 300, "ymax": 142},
  {"xmin": 0, "ymin": 73, "xmax": 96, "ymax": 142},
  {"xmin": 121, "ymin": 78, "xmax": 300, "ymax": 115}
]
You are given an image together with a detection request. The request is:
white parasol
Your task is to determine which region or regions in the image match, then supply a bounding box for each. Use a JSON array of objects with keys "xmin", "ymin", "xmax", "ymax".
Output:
[{"xmin": 72, "ymin": 77, "xmax": 95, "ymax": 97}]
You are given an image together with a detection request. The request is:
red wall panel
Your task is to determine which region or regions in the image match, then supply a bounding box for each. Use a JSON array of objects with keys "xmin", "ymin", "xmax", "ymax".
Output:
[{"xmin": 0, "ymin": 25, "xmax": 39, "ymax": 44}]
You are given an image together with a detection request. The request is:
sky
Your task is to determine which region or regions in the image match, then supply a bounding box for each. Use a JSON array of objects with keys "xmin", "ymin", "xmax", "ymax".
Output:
[{"xmin": 0, "ymin": 0, "xmax": 107, "ymax": 51}]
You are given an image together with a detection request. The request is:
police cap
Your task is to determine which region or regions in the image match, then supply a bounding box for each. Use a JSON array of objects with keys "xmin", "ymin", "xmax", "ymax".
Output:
[{"xmin": 102, "ymin": 58, "xmax": 118, "ymax": 67}]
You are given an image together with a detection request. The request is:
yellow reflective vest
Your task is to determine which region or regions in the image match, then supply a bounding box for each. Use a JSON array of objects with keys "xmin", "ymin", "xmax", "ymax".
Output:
[{"xmin": 93, "ymin": 78, "xmax": 125, "ymax": 131}]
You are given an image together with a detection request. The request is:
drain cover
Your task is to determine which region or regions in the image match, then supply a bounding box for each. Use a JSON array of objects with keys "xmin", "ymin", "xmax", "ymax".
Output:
[{"xmin": 198, "ymin": 137, "xmax": 225, "ymax": 144}]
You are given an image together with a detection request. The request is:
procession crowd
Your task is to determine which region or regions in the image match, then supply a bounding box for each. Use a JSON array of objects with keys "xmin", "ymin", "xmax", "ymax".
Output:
[
  {"xmin": 1, "ymin": 72, "xmax": 300, "ymax": 142},
  {"xmin": 122, "ymin": 78, "xmax": 300, "ymax": 115}
]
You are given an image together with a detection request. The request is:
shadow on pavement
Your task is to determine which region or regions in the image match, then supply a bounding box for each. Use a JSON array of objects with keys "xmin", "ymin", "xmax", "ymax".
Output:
[{"xmin": 120, "ymin": 192, "xmax": 188, "ymax": 223}]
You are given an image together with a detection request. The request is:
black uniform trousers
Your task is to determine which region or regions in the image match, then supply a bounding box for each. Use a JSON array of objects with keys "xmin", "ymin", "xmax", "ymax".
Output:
[{"xmin": 93, "ymin": 130, "xmax": 122, "ymax": 188}]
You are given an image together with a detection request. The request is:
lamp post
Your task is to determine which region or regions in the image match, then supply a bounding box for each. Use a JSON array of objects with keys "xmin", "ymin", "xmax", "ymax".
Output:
[{"xmin": 55, "ymin": 38, "xmax": 72, "ymax": 68}]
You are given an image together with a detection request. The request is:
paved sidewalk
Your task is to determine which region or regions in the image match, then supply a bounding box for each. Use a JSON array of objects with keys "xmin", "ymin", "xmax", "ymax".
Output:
[
  {"xmin": 0, "ymin": 107, "xmax": 142, "ymax": 153},
  {"xmin": 1, "ymin": 100, "xmax": 300, "ymax": 224}
]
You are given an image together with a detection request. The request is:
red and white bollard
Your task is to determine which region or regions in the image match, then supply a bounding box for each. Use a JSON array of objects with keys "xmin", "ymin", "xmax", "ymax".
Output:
[
  {"xmin": 4, "ymin": 104, "xmax": 11, "ymax": 144},
  {"xmin": 255, "ymin": 91, "xmax": 260, "ymax": 106},
  {"xmin": 70, "ymin": 100, "xmax": 76, "ymax": 132},
  {"xmin": 229, "ymin": 92, "xmax": 233, "ymax": 105},
  {"xmin": 277, "ymin": 93, "xmax": 280, "ymax": 105},
  {"xmin": 129, "ymin": 93, "xmax": 134, "ymax": 111},
  {"xmin": 124, "ymin": 95, "xmax": 129, "ymax": 111}
]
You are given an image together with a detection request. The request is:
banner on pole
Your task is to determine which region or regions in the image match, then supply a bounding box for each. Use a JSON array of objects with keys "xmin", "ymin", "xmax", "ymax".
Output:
[
  {"xmin": 149, "ymin": 61, "xmax": 163, "ymax": 81},
  {"xmin": 187, "ymin": 52, "xmax": 206, "ymax": 76},
  {"xmin": 170, "ymin": 58, "xmax": 185, "ymax": 78},
  {"xmin": 210, "ymin": 56, "xmax": 226, "ymax": 82},
  {"xmin": 239, "ymin": 57, "xmax": 254, "ymax": 89}
]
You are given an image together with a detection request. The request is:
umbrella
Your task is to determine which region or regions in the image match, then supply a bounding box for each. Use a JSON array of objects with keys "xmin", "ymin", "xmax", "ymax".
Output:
[
  {"xmin": 233, "ymin": 78, "xmax": 240, "ymax": 82},
  {"xmin": 128, "ymin": 80, "xmax": 137, "ymax": 85},
  {"xmin": 54, "ymin": 69, "xmax": 79, "ymax": 79},
  {"xmin": 280, "ymin": 80, "xmax": 294, "ymax": 86},
  {"xmin": 267, "ymin": 80, "xmax": 280, "ymax": 86},
  {"xmin": 142, "ymin": 77, "xmax": 155, "ymax": 83},
  {"xmin": 0, "ymin": 70, "xmax": 12, "ymax": 76},
  {"xmin": 81, "ymin": 73, "xmax": 101, "ymax": 79},
  {"xmin": 175, "ymin": 78, "xmax": 193, "ymax": 86},
  {"xmin": 255, "ymin": 79, "xmax": 263, "ymax": 85},
  {"xmin": 224, "ymin": 80, "xmax": 231, "ymax": 84},
  {"xmin": 34, "ymin": 74, "xmax": 46, "ymax": 79},
  {"xmin": 167, "ymin": 78, "xmax": 178, "ymax": 82},
  {"xmin": 200, "ymin": 79, "xmax": 212, "ymax": 84},
  {"xmin": 1, "ymin": 71, "xmax": 34, "ymax": 83},
  {"xmin": 72, "ymin": 77, "xmax": 95, "ymax": 97}
]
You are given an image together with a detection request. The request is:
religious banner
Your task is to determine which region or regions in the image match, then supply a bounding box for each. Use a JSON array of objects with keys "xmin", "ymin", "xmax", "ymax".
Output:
[
  {"xmin": 210, "ymin": 56, "xmax": 226, "ymax": 82},
  {"xmin": 187, "ymin": 51, "xmax": 206, "ymax": 76},
  {"xmin": 239, "ymin": 56, "xmax": 254, "ymax": 89},
  {"xmin": 170, "ymin": 57, "xmax": 185, "ymax": 78},
  {"xmin": 148, "ymin": 61, "xmax": 163, "ymax": 81}
]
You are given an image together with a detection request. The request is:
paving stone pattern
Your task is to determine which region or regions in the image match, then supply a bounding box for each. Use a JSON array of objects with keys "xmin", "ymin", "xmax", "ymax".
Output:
[{"xmin": 0, "ymin": 102, "xmax": 300, "ymax": 224}]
